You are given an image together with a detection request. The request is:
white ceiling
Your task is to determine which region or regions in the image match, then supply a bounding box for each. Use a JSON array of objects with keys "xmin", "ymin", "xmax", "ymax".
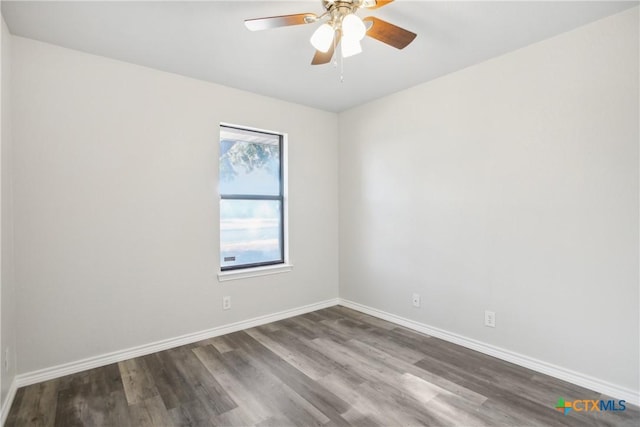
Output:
[{"xmin": 2, "ymin": 1, "xmax": 637, "ymax": 112}]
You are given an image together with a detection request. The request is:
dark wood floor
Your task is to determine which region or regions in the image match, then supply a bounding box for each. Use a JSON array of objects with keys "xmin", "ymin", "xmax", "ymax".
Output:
[{"xmin": 6, "ymin": 306, "xmax": 639, "ymax": 426}]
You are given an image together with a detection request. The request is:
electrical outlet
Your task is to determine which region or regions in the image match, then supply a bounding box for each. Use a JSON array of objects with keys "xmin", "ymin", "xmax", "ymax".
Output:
[
  {"xmin": 412, "ymin": 293, "xmax": 421, "ymax": 308},
  {"xmin": 222, "ymin": 296, "xmax": 231, "ymax": 310},
  {"xmin": 484, "ymin": 310, "xmax": 496, "ymax": 328}
]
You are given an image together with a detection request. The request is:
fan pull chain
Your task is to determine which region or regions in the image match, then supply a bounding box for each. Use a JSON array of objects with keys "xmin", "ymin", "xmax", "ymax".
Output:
[
  {"xmin": 332, "ymin": 31, "xmax": 338, "ymax": 69},
  {"xmin": 329, "ymin": 30, "xmax": 344, "ymax": 83}
]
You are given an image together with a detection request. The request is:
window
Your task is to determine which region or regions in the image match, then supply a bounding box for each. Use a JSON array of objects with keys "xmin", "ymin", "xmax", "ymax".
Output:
[{"xmin": 219, "ymin": 125, "xmax": 285, "ymax": 271}]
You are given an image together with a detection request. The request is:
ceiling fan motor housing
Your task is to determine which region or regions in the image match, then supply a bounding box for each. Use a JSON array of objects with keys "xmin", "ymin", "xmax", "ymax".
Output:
[
  {"xmin": 323, "ymin": 0, "xmax": 360, "ymax": 13},
  {"xmin": 322, "ymin": 0, "xmax": 375, "ymax": 11}
]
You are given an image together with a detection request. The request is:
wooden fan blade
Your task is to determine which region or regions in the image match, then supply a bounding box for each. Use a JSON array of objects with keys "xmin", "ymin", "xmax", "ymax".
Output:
[
  {"xmin": 363, "ymin": 16, "xmax": 416, "ymax": 49},
  {"xmin": 366, "ymin": 0, "xmax": 394, "ymax": 10},
  {"xmin": 311, "ymin": 31, "xmax": 341, "ymax": 65},
  {"xmin": 245, "ymin": 13, "xmax": 316, "ymax": 31}
]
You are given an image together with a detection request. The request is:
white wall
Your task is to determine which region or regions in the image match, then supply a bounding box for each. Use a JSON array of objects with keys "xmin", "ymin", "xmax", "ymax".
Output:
[
  {"xmin": 339, "ymin": 7, "xmax": 638, "ymax": 395},
  {"xmin": 11, "ymin": 36, "xmax": 339, "ymax": 374},
  {"xmin": 5, "ymin": 3, "xmax": 639, "ymax": 405},
  {"xmin": 0, "ymin": 14, "xmax": 16, "ymax": 411}
]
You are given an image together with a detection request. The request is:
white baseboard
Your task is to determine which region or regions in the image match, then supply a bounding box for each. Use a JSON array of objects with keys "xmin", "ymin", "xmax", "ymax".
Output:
[
  {"xmin": 338, "ymin": 298, "xmax": 640, "ymax": 407},
  {"xmin": 16, "ymin": 298, "xmax": 339, "ymax": 388},
  {"xmin": 0, "ymin": 378, "xmax": 17, "ymax": 427},
  {"xmin": 12, "ymin": 297, "xmax": 639, "ymax": 409}
]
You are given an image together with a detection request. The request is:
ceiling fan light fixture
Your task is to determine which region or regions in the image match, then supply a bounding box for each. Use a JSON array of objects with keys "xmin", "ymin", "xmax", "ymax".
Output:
[
  {"xmin": 310, "ymin": 23, "xmax": 335, "ymax": 52},
  {"xmin": 341, "ymin": 34, "xmax": 362, "ymax": 58},
  {"xmin": 341, "ymin": 13, "xmax": 366, "ymax": 41}
]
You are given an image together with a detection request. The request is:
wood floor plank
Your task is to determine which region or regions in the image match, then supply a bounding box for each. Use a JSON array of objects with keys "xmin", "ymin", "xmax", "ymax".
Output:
[
  {"xmin": 223, "ymin": 331, "xmax": 352, "ymax": 425},
  {"xmin": 10, "ymin": 380, "xmax": 58, "ymax": 427},
  {"xmin": 198, "ymin": 335, "xmax": 235, "ymax": 354},
  {"xmin": 218, "ymin": 347, "xmax": 330, "ymax": 426},
  {"xmin": 268, "ymin": 382, "xmax": 331, "ymax": 426},
  {"xmin": 338, "ymin": 407, "xmax": 383, "ymax": 427},
  {"xmin": 329, "ymin": 305, "xmax": 397, "ymax": 331},
  {"xmin": 349, "ymin": 326, "xmax": 427, "ymax": 364},
  {"xmin": 127, "ymin": 395, "xmax": 174, "ymax": 427},
  {"xmin": 167, "ymin": 346, "xmax": 237, "ymax": 416},
  {"xmin": 272, "ymin": 318, "xmax": 320, "ymax": 341},
  {"xmin": 254, "ymin": 414, "xmax": 298, "ymax": 427},
  {"xmin": 347, "ymin": 338, "xmax": 488, "ymax": 405},
  {"xmin": 193, "ymin": 345, "xmax": 272, "ymax": 425},
  {"xmin": 307, "ymin": 338, "xmax": 456, "ymax": 426},
  {"xmin": 4, "ymin": 387, "xmax": 25, "ymax": 427},
  {"xmin": 212, "ymin": 406, "xmax": 260, "ymax": 427},
  {"xmin": 167, "ymin": 401, "xmax": 211, "ymax": 427},
  {"xmin": 118, "ymin": 358, "xmax": 159, "ymax": 405},
  {"xmin": 244, "ymin": 327, "xmax": 330, "ymax": 380},
  {"xmin": 286, "ymin": 314, "xmax": 352, "ymax": 343},
  {"xmin": 311, "ymin": 336, "xmax": 488, "ymax": 407},
  {"xmin": 354, "ymin": 380, "xmax": 445, "ymax": 426},
  {"xmin": 315, "ymin": 375, "xmax": 393, "ymax": 426},
  {"xmin": 53, "ymin": 365, "xmax": 131, "ymax": 427},
  {"xmin": 271, "ymin": 327, "xmax": 369, "ymax": 386},
  {"xmin": 5, "ymin": 305, "xmax": 639, "ymax": 427},
  {"xmin": 140, "ymin": 351, "xmax": 197, "ymax": 410}
]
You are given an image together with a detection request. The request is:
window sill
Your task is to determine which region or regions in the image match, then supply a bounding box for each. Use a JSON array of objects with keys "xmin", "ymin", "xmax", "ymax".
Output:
[{"xmin": 218, "ymin": 263, "xmax": 294, "ymax": 282}]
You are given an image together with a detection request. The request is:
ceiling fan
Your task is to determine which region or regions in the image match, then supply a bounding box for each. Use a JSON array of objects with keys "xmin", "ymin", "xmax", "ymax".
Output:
[{"xmin": 245, "ymin": 0, "xmax": 417, "ymax": 65}]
